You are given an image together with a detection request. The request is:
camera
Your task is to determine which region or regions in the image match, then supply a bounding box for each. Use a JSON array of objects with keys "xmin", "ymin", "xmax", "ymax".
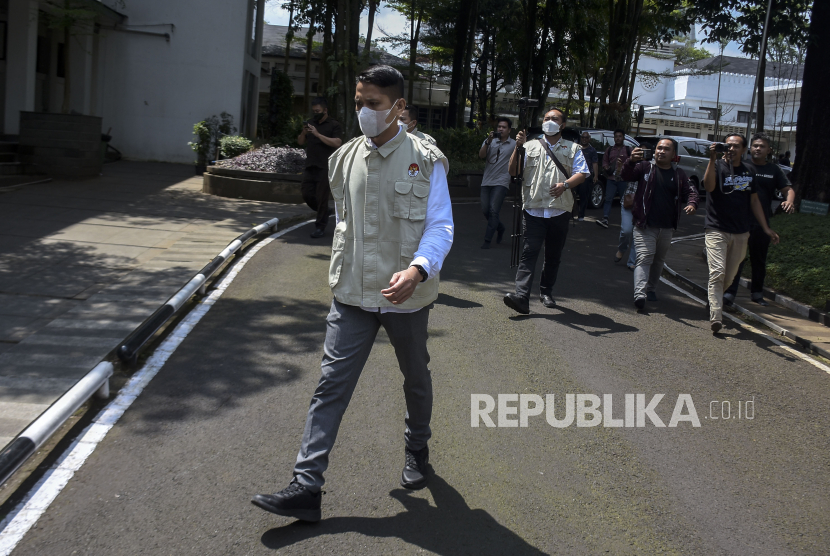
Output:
[
  {"xmin": 517, "ymin": 97, "xmax": 540, "ymax": 108},
  {"xmin": 714, "ymin": 143, "xmax": 727, "ymax": 154},
  {"xmin": 641, "ymin": 148, "xmax": 653, "ymax": 162}
]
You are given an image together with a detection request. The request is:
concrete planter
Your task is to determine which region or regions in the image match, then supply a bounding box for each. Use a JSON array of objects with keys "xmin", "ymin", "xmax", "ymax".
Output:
[
  {"xmin": 202, "ymin": 166, "xmax": 304, "ymax": 204},
  {"xmin": 18, "ymin": 112, "xmax": 102, "ymax": 178}
]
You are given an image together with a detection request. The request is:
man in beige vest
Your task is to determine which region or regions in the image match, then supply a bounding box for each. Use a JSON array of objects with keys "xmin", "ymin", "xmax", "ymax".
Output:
[
  {"xmin": 252, "ymin": 65, "xmax": 453, "ymax": 522},
  {"xmin": 503, "ymin": 107, "xmax": 589, "ymax": 314},
  {"xmin": 399, "ymin": 104, "xmax": 436, "ymax": 145}
]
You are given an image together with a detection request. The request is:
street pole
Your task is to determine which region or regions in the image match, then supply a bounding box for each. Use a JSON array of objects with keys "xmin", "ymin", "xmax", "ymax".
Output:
[
  {"xmin": 714, "ymin": 44, "xmax": 724, "ymax": 141},
  {"xmin": 746, "ymin": 0, "xmax": 773, "ymax": 139}
]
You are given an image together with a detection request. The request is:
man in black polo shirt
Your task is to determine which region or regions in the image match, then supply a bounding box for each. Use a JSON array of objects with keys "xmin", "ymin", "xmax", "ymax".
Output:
[
  {"xmin": 702, "ymin": 133, "xmax": 780, "ymax": 333},
  {"xmin": 724, "ymin": 132, "xmax": 794, "ymax": 306},
  {"xmin": 298, "ymin": 97, "xmax": 343, "ymax": 238}
]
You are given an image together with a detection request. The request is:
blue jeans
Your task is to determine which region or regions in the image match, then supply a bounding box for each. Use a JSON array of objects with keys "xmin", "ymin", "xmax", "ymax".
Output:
[
  {"xmin": 618, "ymin": 206, "xmax": 637, "ymax": 267},
  {"xmin": 480, "ymin": 185, "xmax": 508, "ymax": 242},
  {"xmin": 603, "ymin": 179, "xmax": 628, "ymax": 219}
]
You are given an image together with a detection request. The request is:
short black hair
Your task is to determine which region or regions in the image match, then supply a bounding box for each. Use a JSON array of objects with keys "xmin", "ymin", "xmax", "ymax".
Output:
[
  {"xmin": 657, "ymin": 137, "xmax": 677, "ymax": 153},
  {"xmin": 496, "ymin": 117, "xmax": 512, "ymax": 129},
  {"xmin": 750, "ymin": 132, "xmax": 772, "ymax": 147},
  {"xmin": 724, "ymin": 133, "xmax": 747, "ymax": 147},
  {"xmin": 785, "ymin": 150, "xmax": 790, "ymax": 156},
  {"xmin": 311, "ymin": 97, "xmax": 327, "ymax": 108},
  {"xmin": 613, "ymin": 128, "xmax": 625, "ymax": 136},
  {"xmin": 544, "ymin": 107, "xmax": 566, "ymax": 121},
  {"xmin": 357, "ymin": 65, "xmax": 405, "ymax": 101},
  {"xmin": 404, "ymin": 105, "xmax": 419, "ymax": 121}
]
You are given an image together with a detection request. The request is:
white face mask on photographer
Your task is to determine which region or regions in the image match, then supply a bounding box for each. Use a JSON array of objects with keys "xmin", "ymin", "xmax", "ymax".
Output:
[
  {"xmin": 542, "ymin": 120, "xmax": 560, "ymax": 136},
  {"xmin": 357, "ymin": 100, "xmax": 403, "ymax": 138}
]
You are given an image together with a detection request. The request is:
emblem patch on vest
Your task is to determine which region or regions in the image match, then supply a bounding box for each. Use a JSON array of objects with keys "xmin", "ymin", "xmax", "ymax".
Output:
[{"xmin": 408, "ymin": 163, "xmax": 420, "ymax": 177}]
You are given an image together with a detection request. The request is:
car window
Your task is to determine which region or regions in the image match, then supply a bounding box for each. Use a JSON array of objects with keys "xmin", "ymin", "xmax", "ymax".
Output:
[
  {"xmin": 680, "ymin": 141, "xmax": 702, "ymax": 157},
  {"xmin": 589, "ymin": 133, "xmax": 604, "ymax": 152},
  {"xmin": 602, "ymin": 134, "xmax": 615, "ymax": 149},
  {"xmin": 696, "ymin": 141, "xmax": 713, "ymax": 157}
]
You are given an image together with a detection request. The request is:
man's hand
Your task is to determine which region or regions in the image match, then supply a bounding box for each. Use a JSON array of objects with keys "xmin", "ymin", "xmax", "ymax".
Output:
[
  {"xmin": 381, "ymin": 266, "xmax": 422, "ymax": 305},
  {"xmin": 630, "ymin": 147, "xmax": 644, "ymax": 163},
  {"xmin": 593, "ymin": 175, "xmax": 598, "ymax": 184},
  {"xmin": 306, "ymin": 124, "xmax": 319, "ymax": 138},
  {"xmin": 615, "ymin": 158, "xmax": 624, "ymax": 173},
  {"xmin": 515, "ymin": 130, "xmax": 526, "ymax": 148},
  {"xmin": 708, "ymin": 143, "xmax": 719, "ymax": 160},
  {"xmin": 766, "ymin": 228, "xmax": 780, "ymax": 245},
  {"xmin": 549, "ymin": 182, "xmax": 566, "ymax": 198},
  {"xmin": 781, "ymin": 200, "xmax": 795, "ymax": 214},
  {"xmin": 684, "ymin": 204, "xmax": 696, "ymax": 215}
]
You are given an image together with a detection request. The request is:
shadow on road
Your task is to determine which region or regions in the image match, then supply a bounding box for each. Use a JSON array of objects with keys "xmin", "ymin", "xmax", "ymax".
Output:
[
  {"xmin": 434, "ymin": 292, "xmax": 483, "ymax": 309},
  {"xmin": 260, "ymin": 474, "xmax": 548, "ymax": 554},
  {"xmin": 512, "ymin": 305, "xmax": 639, "ymax": 337}
]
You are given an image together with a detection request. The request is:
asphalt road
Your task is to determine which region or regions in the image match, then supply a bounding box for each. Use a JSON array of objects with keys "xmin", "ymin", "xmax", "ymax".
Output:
[{"xmin": 9, "ymin": 201, "xmax": 830, "ymax": 555}]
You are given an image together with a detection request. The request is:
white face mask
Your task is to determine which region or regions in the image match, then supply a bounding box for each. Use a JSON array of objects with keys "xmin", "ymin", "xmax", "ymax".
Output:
[
  {"xmin": 357, "ymin": 100, "xmax": 403, "ymax": 138},
  {"xmin": 542, "ymin": 120, "xmax": 560, "ymax": 136}
]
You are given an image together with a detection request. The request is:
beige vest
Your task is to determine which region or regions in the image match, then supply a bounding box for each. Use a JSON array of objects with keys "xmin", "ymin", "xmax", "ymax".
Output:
[
  {"xmin": 413, "ymin": 130, "xmax": 437, "ymax": 145},
  {"xmin": 522, "ymin": 138, "xmax": 580, "ymax": 211},
  {"xmin": 327, "ymin": 130, "xmax": 448, "ymax": 309}
]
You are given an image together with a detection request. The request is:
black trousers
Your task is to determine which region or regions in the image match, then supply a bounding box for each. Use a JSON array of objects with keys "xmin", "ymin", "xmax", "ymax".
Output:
[
  {"xmin": 577, "ymin": 180, "xmax": 592, "ymax": 218},
  {"xmin": 725, "ymin": 225, "xmax": 772, "ymax": 297},
  {"xmin": 514, "ymin": 211, "xmax": 570, "ymax": 299},
  {"xmin": 301, "ymin": 167, "xmax": 331, "ymax": 230}
]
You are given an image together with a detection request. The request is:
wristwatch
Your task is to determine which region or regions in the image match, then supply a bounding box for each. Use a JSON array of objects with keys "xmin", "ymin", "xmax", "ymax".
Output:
[
  {"xmin": 564, "ymin": 182, "xmax": 570, "ymax": 189},
  {"xmin": 411, "ymin": 264, "xmax": 428, "ymax": 282}
]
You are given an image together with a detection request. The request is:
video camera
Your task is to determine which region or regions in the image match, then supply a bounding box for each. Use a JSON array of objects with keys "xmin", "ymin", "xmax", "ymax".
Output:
[{"xmin": 516, "ymin": 97, "xmax": 540, "ymax": 132}]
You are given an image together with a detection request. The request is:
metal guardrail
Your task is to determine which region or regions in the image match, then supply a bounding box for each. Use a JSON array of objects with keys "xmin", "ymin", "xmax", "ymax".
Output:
[
  {"xmin": 116, "ymin": 217, "xmax": 280, "ymax": 363},
  {"xmin": 0, "ymin": 363, "xmax": 113, "ymax": 486},
  {"xmin": 0, "ymin": 217, "xmax": 281, "ymax": 488}
]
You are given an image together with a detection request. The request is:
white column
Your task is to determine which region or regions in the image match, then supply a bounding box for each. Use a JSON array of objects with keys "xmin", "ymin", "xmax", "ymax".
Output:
[
  {"xmin": 4, "ymin": 0, "xmax": 39, "ymax": 134},
  {"xmin": 70, "ymin": 31, "xmax": 95, "ymax": 114}
]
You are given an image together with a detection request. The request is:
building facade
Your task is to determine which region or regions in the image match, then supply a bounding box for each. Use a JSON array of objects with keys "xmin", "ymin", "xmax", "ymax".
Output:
[{"xmin": 1, "ymin": 0, "xmax": 265, "ymax": 164}]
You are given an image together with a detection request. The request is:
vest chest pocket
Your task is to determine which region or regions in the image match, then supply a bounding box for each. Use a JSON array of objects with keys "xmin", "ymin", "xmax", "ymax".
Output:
[
  {"xmin": 523, "ymin": 154, "xmax": 539, "ymax": 185},
  {"xmin": 393, "ymin": 180, "xmax": 430, "ymax": 221}
]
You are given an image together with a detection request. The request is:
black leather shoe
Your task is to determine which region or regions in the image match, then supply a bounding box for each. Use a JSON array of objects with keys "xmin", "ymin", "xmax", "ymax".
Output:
[
  {"xmin": 251, "ymin": 480, "xmax": 322, "ymax": 522},
  {"xmin": 496, "ymin": 226, "xmax": 505, "ymax": 244},
  {"xmin": 646, "ymin": 291, "xmax": 658, "ymax": 302},
  {"xmin": 503, "ymin": 293, "xmax": 530, "ymax": 314},
  {"xmin": 401, "ymin": 446, "xmax": 430, "ymax": 490},
  {"xmin": 634, "ymin": 297, "xmax": 645, "ymax": 310},
  {"xmin": 310, "ymin": 228, "xmax": 325, "ymax": 238},
  {"xmin": 540, "ymin": 294, "xmax": 556, "ymax": 308}
]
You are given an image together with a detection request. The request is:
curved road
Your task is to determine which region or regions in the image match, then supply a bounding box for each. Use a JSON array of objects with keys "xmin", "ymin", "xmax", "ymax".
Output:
[{"xmin": 8, "ymin": 203, "xmax": 830, "ymax": 555}]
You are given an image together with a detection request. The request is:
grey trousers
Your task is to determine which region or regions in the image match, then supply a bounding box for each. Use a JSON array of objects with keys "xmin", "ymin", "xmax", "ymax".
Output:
[
  {"xmin": 633, "ymin": 227, "xmax": 673, "ymax": 300},
  {"xmin": 293, "ymin": 298, "xmax": 433, "ymax": 491}
]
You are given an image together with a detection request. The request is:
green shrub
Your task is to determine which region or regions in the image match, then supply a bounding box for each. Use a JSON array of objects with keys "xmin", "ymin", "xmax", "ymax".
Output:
[
  {"xmin": 267, "ymin": 69, "xmax": 295, "ymax": 142},
  {"xmin": 429, "ymin": 127, "xmax": 488, "ymax": 179},
  {"xmin": 220, "ymin": 135, "xmax": 253, "ymax": 158},
  {"xmin": 269, "ymin": 113, "xmax": 306, "ymax": 149},
  {"xmin": 752, "ymin": 212, "xmax": 830, "ymax": 309},
  {"xmin": 188, "ymin": 121, "xmax": 212, "ymax": 164}
]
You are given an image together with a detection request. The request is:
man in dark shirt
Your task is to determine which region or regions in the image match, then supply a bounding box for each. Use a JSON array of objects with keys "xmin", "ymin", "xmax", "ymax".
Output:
[
  {"xmin": 724, "ymin": 133, "xmax": 794, "ymax": 306},
  {"xmin": 298, "ymin": 97, "xmax": 343, "ymax": 238},
  {"xmin": 703, "ymin": 133, "xmax": 780, "ymax": 333},
  {"xmin": 577, "ymin": 132, "xmax": 599, "ymax": 221},
  {"xmin": 778, "ymin": 150, "xmax": 791, "ymax": 167},
  {"xmin": 622, "ymin": 138, "xmax": 698, "ymax": 309},
  {"xmin": 597, "ymin": 129, "xmax": 630, "ymax": 228}
]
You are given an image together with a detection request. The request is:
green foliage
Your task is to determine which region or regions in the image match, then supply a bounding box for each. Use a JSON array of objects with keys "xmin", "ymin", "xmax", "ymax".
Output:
[
  {"xmin": 430, "ymin": 127, "xmax": 487, "ymax": 178},
  {"xmin": 220, "ymin": 136, "xmax": 254, "ymax": 158},
  {"xmin": 754, "ymin": 212, "xmax": 830, "ymax": 309},
  {"xmin": 269, "ymin": 114, "xmax": 306, "ymax": 149},
  {"xmin": 673, "ymin": 35, "xmax": 713, "ymax": 66},
  {"xmin": 188, "ymin": 121, "xmax": 212, "ymax": 164},
  {"xmin": 188, "ymin": 112, "xmax": 237, "ymax": 163},
  {"xmin": 267, "ymin": 69, "xmax": 295, "ymax": 141}
]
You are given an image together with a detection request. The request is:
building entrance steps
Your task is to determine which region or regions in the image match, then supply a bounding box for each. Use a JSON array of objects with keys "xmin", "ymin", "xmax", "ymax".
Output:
[
  {"xmin": 663, "ymin": 235, "xmax": 830, "ymax": 359},
  {"xmin": 0, "ymin": 161, "xmax": 313, "ymax": 452}
]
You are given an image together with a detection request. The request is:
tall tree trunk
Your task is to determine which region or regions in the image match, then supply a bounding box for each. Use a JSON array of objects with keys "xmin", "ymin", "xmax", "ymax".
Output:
[
  {"xmin": 755, "ymin": 54, "xmax": 767, "ymax": 131},
  {"xmin": 283, "ymin": 0, "xmax": 295, "ymax": 74},
  {"xmin": 478, "ymin": 28, "xmax": 490, "ymax": 123},
  {"xmin": 320, "ymin": 0, "xmax": 333, "ymax": 96},
  {"xmin": 363, "ymin": 0, "xmax": 377, "ymax": 61},
  {"xmin": 520, "ymin": 0, "xmax": 538, "ymax": 96},
  {"xmin": 578, "ymin": 73, "xmax": 586, "ymax": 126},
  {"xmin": 458, "ymin": 0, "xmax": 478, "ymax": 127},
  {"xmin": 489, "ymin": 39, "xmax": 498, "ymax": 122},
  {"xmin": 447, "ymin": 0, "xmax": 474, "ymax": 127},
  {"xmin": 793, "ymin": 0, "xmax": 829, "ymax": 203},
  {"xmin": 408, "ymin": 5, "xmax": 423, "ymax": 103},
  {"xmin": 304, "ymin": 14, "xmax": 316, "ymax": 111},
  {"xmin": 625, "ymin": 37, "xmax": 642, "ymax": 107}
]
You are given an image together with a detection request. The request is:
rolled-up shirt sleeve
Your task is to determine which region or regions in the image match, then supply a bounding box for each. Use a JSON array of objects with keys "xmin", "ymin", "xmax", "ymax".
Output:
[
  {"xmin": 409, "ymin": 162, "xmax": 453, "ymax": 280},
  {"xmin": 572, "ymin": 149, "xmax": 589, "ymax": 175}
]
